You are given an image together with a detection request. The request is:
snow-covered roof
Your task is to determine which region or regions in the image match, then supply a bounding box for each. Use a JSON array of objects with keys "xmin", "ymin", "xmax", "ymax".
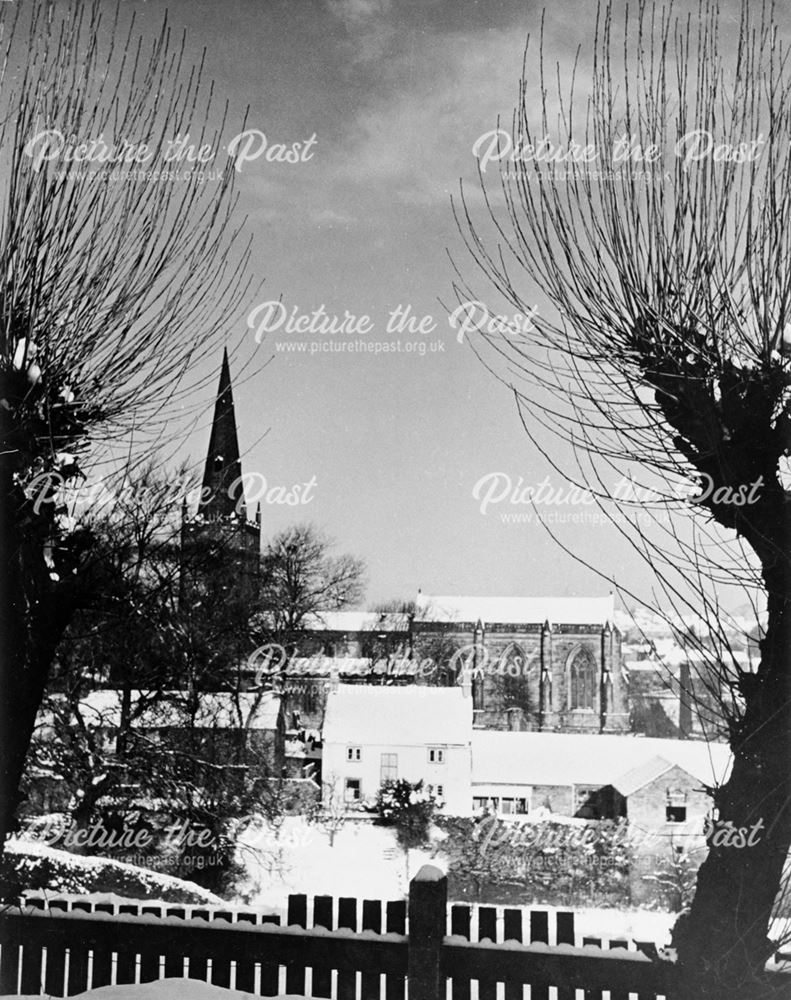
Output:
[
  {"xmin": 471, "ymin": 731, "xmax": 731, "ymax": 793},
  {"xmin": 41, "ymin": 691, "xmax": 281, "ymax": 731},
  {"xmin": 298, "ymin": 611, "xmax": 410, "ymax": 632},
  {"xmin": 285, "ymin": 656, "xmax": 372, "ymax": 676},
  {"xmin": 624, "ymin": 646, "xmax": 756, "ymax": 673},
  {"xmin": 416, "ymin": 593, "xmax": 614, "ymax": 626},
  {"xmin": 614, "ymin": 756, "xmax": 677, "ymax": 797},
  {"xmin": 323, "ymin": 684, "xmax": 471, "ymax": 746},
  {"xmin": 280, "ymin": 657, "xmax": 416, "ymax": 677}
]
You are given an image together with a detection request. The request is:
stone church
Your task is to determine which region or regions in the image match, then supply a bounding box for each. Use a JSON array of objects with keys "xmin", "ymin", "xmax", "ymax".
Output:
[
  {"xmin": 186, "ymin": 352, "xmax": 629, "ymax": 736},
  {"xmin": 278, "ymin": 594, "xmax": 629, "ymax": 733}
]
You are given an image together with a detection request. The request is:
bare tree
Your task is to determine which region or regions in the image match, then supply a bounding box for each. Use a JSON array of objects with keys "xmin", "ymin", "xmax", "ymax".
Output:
[
  {"xmin": 21, "ymin": 460, "xmax": 267, "ymax": 841},
  {"xmin": 311, "ymin": 776, "xmax": 350, "ymax": 847},
  {"xmin": 259, "ymin": 524, "xmax": 366, "ymax": 641},
  {"xmin": 0, "ymin": 0, "xmax": 259, "ymax": 859},
  {"xmin": 454, "ymin": 1, "xmax": 791, "ymax": 996}
]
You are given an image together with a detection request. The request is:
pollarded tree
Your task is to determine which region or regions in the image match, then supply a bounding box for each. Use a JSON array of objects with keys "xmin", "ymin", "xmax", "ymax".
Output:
[
  {"xmin": 455, "ymin": 2, "xmax": 791, "ymax": 997},
  {"xmin": 0, "ymin": 0, "xmax": 258, "ymax": 857}
]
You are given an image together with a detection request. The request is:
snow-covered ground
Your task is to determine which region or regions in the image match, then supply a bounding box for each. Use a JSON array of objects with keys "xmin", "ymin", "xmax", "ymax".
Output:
[
  {"xmin": 233, "ymin": 816, "xmax": 436, "ymax": 907},
  {"xmin": 15, "ymin": 816, "xmax": 786, "ymax": 953},
  {"xmin": 231, "ymin": 816, "xmax": 680, "ymax": 946},
  {"xmin": 16, "ymin": 980, "xmax": 303, "ymax": 1000}
]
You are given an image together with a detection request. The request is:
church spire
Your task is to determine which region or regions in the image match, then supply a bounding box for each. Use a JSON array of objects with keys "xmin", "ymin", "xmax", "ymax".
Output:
[{"xmin": 200, "ymin": 348, "xmax": 245, "ymax": 520}]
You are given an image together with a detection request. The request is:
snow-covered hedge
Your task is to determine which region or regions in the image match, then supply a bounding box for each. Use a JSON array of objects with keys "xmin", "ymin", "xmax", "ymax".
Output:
[
  {"xmin": 438, "ymin": 815, "xmax": 634, "ymax": 908},
  {"xmin": 1, "ymin": 838, "xmax": 222, "ymax": 904}
]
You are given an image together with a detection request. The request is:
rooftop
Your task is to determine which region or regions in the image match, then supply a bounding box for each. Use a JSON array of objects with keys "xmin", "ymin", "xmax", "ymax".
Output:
[
  {"xmin": 416, "ymin": 593, "xmax": 615, "ymax": 626},
  {"xmin": 323, "ymin": 683, "xmax": 472, "ymax": 747},
  {"xmin": 298, "ymin": 611, "xmax": 410, "ymax": 632},
  {"xmin": 471, "ymin": 730, "xmax": 731, "ymax": 793}
]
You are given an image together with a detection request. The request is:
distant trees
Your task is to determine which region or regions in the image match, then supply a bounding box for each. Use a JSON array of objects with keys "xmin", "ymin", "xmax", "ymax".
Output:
[
  {"xmin": 17, "ymin": 463, "xmax": 282, "ymax": 896},
  {"xmin": 16, "ymin": 463, "xmax": 369, "ymax": 897},
  {"xmin": 21, "ymin": 462, "xmax": 188, "ymax": 832}
]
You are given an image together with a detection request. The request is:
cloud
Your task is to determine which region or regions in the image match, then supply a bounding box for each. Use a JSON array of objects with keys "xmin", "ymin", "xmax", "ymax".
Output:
[
  {"xmin": 327, "ymin": 25, "xmax": 530, "ymax": 204},
  {"xmin": 325, "ymin": 0, "xmax": 397, "ymax": 64},
  {"xmin": 327, "ymin": 0, "xmax": 392, "ymax": 25},
  {"xmin": 312, "ymin": 206, "xmax": 359, "ymax": 227}
]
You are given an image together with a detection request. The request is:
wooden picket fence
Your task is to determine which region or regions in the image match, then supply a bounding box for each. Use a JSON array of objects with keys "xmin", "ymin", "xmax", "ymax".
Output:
[
  {"xmin": 2, "ymin": 867, "xmax": 789, "ymax": 998},
  {"xmin": 18, "ymin": 894, "xmax": 281, "ymax": 925},
  {"xmin": 0, "ymin": 868, "xmax": 668, "ymax": 999}
]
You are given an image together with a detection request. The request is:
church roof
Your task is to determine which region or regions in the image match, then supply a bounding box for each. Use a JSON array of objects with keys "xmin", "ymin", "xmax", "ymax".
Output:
[
  {"xmin": 416, "ymin": 594, "xmax": 615, "ymax": 626},
  {"xmin": 200, "ymin": 348, "xmax": 245, "ymax": 521}
]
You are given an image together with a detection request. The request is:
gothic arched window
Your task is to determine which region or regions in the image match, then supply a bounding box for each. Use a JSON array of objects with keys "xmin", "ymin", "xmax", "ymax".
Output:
[
  {"xmin": 498, "ymin": 643, "xmax": 531, "ymax": 710},
  {"xmin": 568, "ymin": 646, "xmax": 597, "ymax": 710}
]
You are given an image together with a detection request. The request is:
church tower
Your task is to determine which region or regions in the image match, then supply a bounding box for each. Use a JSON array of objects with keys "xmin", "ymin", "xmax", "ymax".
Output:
[{"xmin": 181, "ymin": 349, "xmax": 261, "ymax": 603}]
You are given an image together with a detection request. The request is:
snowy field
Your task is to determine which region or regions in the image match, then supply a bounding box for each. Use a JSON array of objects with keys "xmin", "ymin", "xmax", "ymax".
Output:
[
  {"xmin": 233, "ymin": 816, "xmax": 434, "ymax": 907},
  {"xmin": 17, "ymin": 815, "xmax": 790, "ymax": 951},
  {"xmin": 232, "ymin": 816, "xmax": 678, "ymax": 946}
]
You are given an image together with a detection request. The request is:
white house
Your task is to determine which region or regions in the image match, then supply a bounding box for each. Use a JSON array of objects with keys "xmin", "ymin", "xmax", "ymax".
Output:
[{"xmin": 321, "ymin": 684, "xmax": 473, "ymax": 814}]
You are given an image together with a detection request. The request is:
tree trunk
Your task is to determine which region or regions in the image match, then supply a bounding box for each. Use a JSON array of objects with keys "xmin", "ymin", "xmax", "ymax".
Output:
[
  {"xmin": 672, "ymin": 584, "xmax": 791, "ymax": 1000},
  {"xmin": 0, "ymin": 464, "xmax": 74, "ymax": 872}
]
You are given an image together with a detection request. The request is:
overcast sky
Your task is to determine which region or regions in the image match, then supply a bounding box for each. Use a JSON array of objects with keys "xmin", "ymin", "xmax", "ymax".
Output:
[{"xmin": 91, "ymin": 0, "xmax": 757, "ymax": 614}]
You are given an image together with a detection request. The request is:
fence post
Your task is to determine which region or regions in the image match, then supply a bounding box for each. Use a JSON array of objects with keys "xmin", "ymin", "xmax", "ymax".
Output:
[{"xmin": 408, "ymin": 864, "xmax": 447, "ymax": 1000}]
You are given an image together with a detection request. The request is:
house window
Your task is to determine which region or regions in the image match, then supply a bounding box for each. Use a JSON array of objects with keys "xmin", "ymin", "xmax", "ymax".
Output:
[
  {"xmin": 473, "ymin": 797, "xmax": 488, "ymax": 811},
  {"xmin": 344, "ymin": 778, "xmax": 361, "ymax": 802},
  {"xmin": 575, "ymin": 785, "xmax": 601, "ymax": 819},
  {"xmin": 324, "ymin": 642, "xmax": 336, "ymax": 657},
  {"xmin": 666, "ymin": 788, "xmax": 688, "ymax": 823},
  {"xmin": 380, "ymin": 752, "xmax": 398, "ymax": 782},
  {"xmin": 346, "ymin": 746, "xmax": 362, "ymax": 762},
  {"xmin": 568, "ymin": 647, "xmax": 597, "ymax": 710},
  {"xmin": 428, "ymin": 747, "xmax": 445, "ymax": 764}
]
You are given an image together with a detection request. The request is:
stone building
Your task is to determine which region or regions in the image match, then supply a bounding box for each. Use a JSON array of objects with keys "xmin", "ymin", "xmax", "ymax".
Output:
[
  {"xmin": 412, "ymin": 594, "xmax": 629, "ymax": 733},
  {"xmin": 185, "ymin": 354, "xmax": 629, "ymax": 737},
  {"xmin": 470, "ymin": 729, "xmax": 730, "ymax": 831},
  {"xmin": 261, "ymin": 593, "xmax": 628, "ymax": 735}
]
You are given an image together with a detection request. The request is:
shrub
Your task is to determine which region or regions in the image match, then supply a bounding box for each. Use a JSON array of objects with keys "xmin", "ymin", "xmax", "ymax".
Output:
[
  {"xmin": 436, "ymin": 814, "xmax": 635, "ymax": 908},
  {"xmin": 376, "ymin": 779, "xmax": 437, "ymax": 850}
]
